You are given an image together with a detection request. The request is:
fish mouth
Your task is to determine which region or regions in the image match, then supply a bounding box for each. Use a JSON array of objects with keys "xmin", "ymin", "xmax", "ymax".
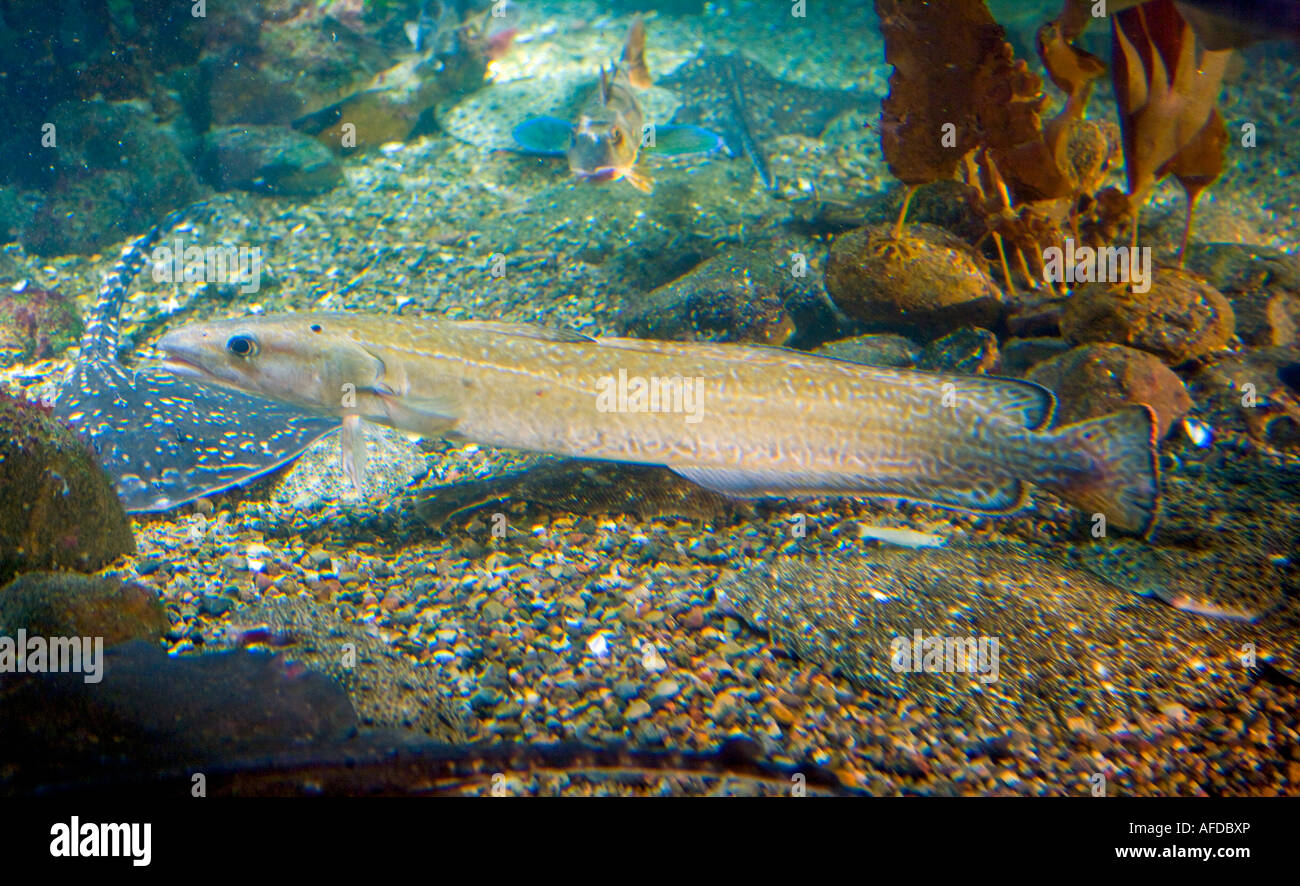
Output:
[
  {"xmin": 159, "ymin": 354, "xmax": 211, "ymax": 380},
  {"xmin": 573, "ymin": 167, "xmax": 622, "ymax": 184},
  {"xmin": 155, "ymin": 333, "xmax": 223, "ymax": 384}
]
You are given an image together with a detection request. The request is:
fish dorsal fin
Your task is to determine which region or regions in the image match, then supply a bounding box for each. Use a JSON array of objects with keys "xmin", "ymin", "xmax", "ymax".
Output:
[
  {"xmin": 598, "ymin": 65, "xmax": 611, "ymax": 105},
  {"xmin": 454, "ymin": 320, "xmax": 596, "ymax": 343},
  {"xmin": 621, "ymin": 18, "xmax": 652, "ymax": 89}
]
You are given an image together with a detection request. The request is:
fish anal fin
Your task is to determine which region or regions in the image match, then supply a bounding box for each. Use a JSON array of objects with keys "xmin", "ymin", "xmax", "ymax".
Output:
[{"xmin": 669, "ymin": 466, "xmax": 1029, "ymax": 515}]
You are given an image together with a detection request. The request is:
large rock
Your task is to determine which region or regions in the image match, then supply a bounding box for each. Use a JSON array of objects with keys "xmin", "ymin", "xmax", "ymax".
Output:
[
  {"xmin": 0, "ymin": 394, "xmax": 134, "ymax": 585},
  {"xmin": 1184, "ymin": 243, "xmax": 1300, "ymax": 348},
  {"xmin": 0, "ymin": 286, "xmax": 81, "ymax": 368},
  {"xmin": 811, "ymin": 333, "xmax": 922, "ymax": 367},
  {"xmin": 621, "ymin": 246, "xmax": 799, "ymax": 344},
  {"xmin": 19, "ymin": 101, "xmax": 203, "ymax": 256},
  {"xmin": 825, "ymin": 223, "xmax": 1003, "ymax": 338},
  {"xmin": 198, "ymin": 125, "xmax": 343, "ymax": 197},
  {"xmin": 1060, "ymin": 269, "xmax": 1235, "ymax": 364},
  {"xmin": 0, "ymin": 572, "xmax": 168, "ymax": 648},
  {"xmin": 1026, "ymin": 343, "xmax": 1193, "ymax": 438}
]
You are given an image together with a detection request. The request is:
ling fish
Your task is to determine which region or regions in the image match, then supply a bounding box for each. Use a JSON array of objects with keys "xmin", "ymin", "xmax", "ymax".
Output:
[
  {"xmin": 511, "ymin": 19, "xmax": 725, "ymax": 192},
  {"xmin": 156, "ymin": 313, "xmax": 1161, "ymax": 535}
]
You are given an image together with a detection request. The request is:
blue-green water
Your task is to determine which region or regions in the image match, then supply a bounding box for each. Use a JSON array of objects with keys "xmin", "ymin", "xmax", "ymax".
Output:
[{"xmin": 0, "ymin": 0, "xmax": 1297, "ymax": 797}]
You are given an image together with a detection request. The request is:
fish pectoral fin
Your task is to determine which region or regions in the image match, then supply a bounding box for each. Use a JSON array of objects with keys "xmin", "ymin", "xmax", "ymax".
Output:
[
  {"xmin": 669, "ymin": 466, "xmax": 1029, "ymax": 515},
  {"xmin": 365, "ymin": 387, "xmax": 460, "ymax": 438},
  {"xmin": 341, "ymin": 414, "xmax": 367, "ymax": 491},
  {"xmin": 623, "ymin": 167, "xmax": 654, "ymax": 193},
  {"xmin": 646, "ymin": 124, "xmax": 727, "ymax": 157},
  {"xmin": 511, "ymin": 116, "xmax": 573, "ymax": 155}
]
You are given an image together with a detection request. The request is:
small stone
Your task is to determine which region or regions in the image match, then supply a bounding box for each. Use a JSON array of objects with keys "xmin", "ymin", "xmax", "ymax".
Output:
[
  {"xmin": 198, "ymin": 595, "xmax": 232, "ymax": 617},
  {"xmin": 769, "ymin": 699, "xmax": 798, "ymax": 727},
  {"xmin": 918, "ymin": 327, "xmax": 1000, "ymax": 374},
  {"xmin": 625, "ymin": 699, "xmax": 652, "ymax": 721},
  {"xmin": 651, "ymin": 679, "xmax": 680, "ymax": 703},
  {"xmin": 812, "ymin": 333, "xmax": 922, "ymax": 367},
  {"xmin": 1000, "ymin": 337, "xmax": 1072, "ymax": 376},
  {"xmin": 620, "ymin": 245, "xmax": 798, "ymax": 345},
  {"xmin": 470, "ymin": 688, "xmax": 504, "ymax": 713},
  {"xmin": 481, "ymin": 600, "xmax": 509, "ymax": 622}
]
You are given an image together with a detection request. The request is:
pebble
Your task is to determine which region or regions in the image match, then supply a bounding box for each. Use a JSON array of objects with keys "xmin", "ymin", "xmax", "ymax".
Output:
[
  {"xmin": 651, "ymin": 679, "xmax": 680, "ymax": 703},
  {"xmin": 625, "ymin": 700, "xmax": 652, "ymax": 721}
]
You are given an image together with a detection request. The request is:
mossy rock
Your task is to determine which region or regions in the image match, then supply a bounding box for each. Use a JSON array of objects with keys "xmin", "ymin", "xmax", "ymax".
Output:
[
  {"xmin": 1027, "ymin": 343, "xmax": 1192, "ymax": 438},
  {"xmin": 0, "ymin": 572, "xmax": 168, "ymax": 648},
  {"xmin": 0, "ymin": 394, "xmax": 134, "ymax": 585},
  {"xmin": 199, "ymin": 125, "xmax": 343, "ymax": 197},
  {"xmin": 0, "ymin": 286, "xmax": 81, "ymax": 367},
  {"xmin": 19, "ymin": 100, "xmax": 203, "ymax": 256},
  {"xmin": 825, "ymin": 223, "xmax": 1003, "ymax": 338},
  {"xmin": 621, "ymin": 245, "xmax": 798, "ymax": 345},
  {"xmin": 1061, "ymin": 269, "xmax": 1235, "ymax": 364}
]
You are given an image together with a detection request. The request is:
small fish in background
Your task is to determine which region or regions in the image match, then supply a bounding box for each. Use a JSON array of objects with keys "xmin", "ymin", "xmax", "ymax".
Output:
[
  {"xmin": 511, "ymin": 19, "xmax": 726, "ymax": 192},
  {"xmin": 405, "ymin": 0, "xmax": 518, "ymax": 59},
  {"xmin": 293, "ymin": 1, "xmax": 517, "ymax": 152}
]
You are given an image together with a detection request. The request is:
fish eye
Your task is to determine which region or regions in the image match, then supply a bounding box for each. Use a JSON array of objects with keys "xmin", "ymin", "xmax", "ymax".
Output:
[
  {"xmin": 226, "ymin": 334, "xmax": 258, "ymax": 358},
  {"xmin": 610, "ymin": 127, "xmax": 622, "ymax": 143}
]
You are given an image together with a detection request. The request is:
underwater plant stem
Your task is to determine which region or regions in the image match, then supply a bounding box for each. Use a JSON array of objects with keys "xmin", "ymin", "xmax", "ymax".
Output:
[
  {"xmin": 1177, "ymin": 194, "xmax": 1198, "ymax": 269},
  {"xmin": 1015, "ymin": 245, "xmax": 1039, "ymax": 291},
  {"xmin": 894, "ymin": 185, "xmax": 916, "ymax": 239},
  {"xmin": 992, "ymin": 233, "xmax": 1015, "ymax": 293}
]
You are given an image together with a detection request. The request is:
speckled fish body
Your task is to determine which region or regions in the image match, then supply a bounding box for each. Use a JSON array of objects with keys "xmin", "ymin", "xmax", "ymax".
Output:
[{"xmin": 157, "ymin": 313, "xmax": 1160, "ymax": 534}]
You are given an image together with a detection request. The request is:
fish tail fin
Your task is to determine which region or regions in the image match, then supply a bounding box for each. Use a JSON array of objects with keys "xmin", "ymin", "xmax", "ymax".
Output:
[
  {"xmin": 622, "ymin": 18, "xmax": 651, "ymax": 88},
  {"xmin": 1045, "ymin": 405, "xmax": 1160, "ymax": 537}
]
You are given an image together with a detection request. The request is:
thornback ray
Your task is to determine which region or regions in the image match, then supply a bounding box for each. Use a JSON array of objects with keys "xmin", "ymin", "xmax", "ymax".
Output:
[
  {"xmin": 51, "ymin": 205, "xmax": 341, "ymax": 513},
  {"xmin": 658, "ymin": 52, "xmax": 867, "ymax": 191}
]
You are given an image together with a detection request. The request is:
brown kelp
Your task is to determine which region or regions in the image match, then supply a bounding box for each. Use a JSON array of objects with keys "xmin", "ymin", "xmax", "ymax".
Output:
[
  {"xmin": 872, "ymin": 0, "xmax": 1229, "ymax": 288},
  {"xmin": 1107, "ymin": 0, "xmax": 1230, "ymax": 261}
]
